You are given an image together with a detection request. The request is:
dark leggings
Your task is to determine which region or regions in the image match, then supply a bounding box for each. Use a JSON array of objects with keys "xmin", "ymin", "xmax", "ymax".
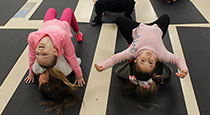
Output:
[
  {"xmin": 116, "ymin": 14, "xmax": 170, "ymax": 44},
  {"xmin": 94, "ymin": 0, "xmax": 135, "ymax": 20}
]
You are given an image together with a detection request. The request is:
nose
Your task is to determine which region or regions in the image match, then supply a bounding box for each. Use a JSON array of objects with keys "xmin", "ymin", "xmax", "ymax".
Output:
[
  {"xmin": 37, "ymin": 48, "xmax": 43, "ymax": 55},
  {"xmin": 146, "ymin": 55, "xmax": 151, "ymax": 59}
]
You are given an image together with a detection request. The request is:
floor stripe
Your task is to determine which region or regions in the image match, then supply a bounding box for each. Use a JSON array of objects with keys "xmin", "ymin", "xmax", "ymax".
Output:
[
  {"xmin": 13, "ymin": 2, "xmax": 37, "ymax": 18},
  {"xmin": 172, "ymin": 23, "xmax": 210, "ymax": 27},
  {"xmin": 0, "ymin": 0, "xmax": 42, "ymax": 114},
  {"xmin": 191, "ymin": 0, "xmax": 210, "ymax": 23},
  {"xmin": 0, "ymin": 47, "xmax": 29, "ymax": 114},
  {"xmin": 168, "ymin": 25, "xmax": 200, "ymax": 115},
  {"xmin": 74, "ymin": 0, "xmax": 94, "ymax": 23},
  {"xmin": 5, "ymin": 0, "xmax": 43, "ymax": 28},
  {"xmin": 135, "ymin": 0, "xmax": 157, "ymax": 23},
  {"xmin": 79, "ymin": 24, "xmax": 118, "ymax": 115}
]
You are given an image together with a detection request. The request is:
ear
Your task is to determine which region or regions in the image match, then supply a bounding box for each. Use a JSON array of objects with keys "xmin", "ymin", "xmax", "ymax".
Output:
[
  {"xmin": 53, "ymin": 48, "xmax": 58, "ymax": 56},
  {"xmin": 134, "ymin": 57, "xmax": 138, "ymax": 63}
]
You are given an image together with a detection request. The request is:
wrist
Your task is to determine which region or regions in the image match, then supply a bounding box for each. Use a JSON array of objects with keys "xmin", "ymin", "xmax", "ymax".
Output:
[{"xmin": 29, "ymin": 74, "xmax": 34, "ymax": 77}]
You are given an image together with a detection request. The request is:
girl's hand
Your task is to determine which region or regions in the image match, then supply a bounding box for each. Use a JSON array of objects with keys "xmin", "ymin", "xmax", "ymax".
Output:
[
  {"xmin": 176, "ymin": 70, "xmax": 188, "ymax": 78},
  {"xmin": 24, "ymin": 74, "xmax": 34, "ymax": 84},
  {"xmin": 94, "ymin": 64, "xmax": 105, "ymax": 72},
  {"xmin": 74, "ymin": 77, "xmax": 85, "ymax": 87}
]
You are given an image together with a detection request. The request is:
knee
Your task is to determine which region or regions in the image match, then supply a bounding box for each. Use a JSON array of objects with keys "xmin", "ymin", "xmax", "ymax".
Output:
[
  {"xmin": 47, "ymin": 8, "xmax": 56, "ymax": 12},
  {"xmin": 64, "ymin": 8, "xmax": 73, "ymax": 14},
  {"xmin": 162, "ymin": 14, "xmax": 170, "ymax": 24},
  {"xmin": 116, "ymin": 16, "xmax": 126, "ymax": 26}
]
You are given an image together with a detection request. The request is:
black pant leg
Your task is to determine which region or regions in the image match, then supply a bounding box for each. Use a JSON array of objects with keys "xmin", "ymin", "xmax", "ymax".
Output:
[
  {"xmin": 116, "ymin": 16, "xmax": 139, "ymax": 44},
  {"xmin": 123, "ymin": 0, "xmax": 135, "ymax": 19},
  {"xmin": 94, "ymin": 1, "xmax": 105, "ymax": 21},
  {"xmin": 146, "ymin": 14, "xmax": 170, "ymax": 37}
]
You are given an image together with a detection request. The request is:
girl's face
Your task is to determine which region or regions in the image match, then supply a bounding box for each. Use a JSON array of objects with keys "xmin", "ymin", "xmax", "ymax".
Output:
[
  {"xmin": 36, "ymin": 36, "xmax": 57, "ymax": 66},
  {"xmin": 135, "ymin": 50, "xmax": 157, "ymax": 73}
]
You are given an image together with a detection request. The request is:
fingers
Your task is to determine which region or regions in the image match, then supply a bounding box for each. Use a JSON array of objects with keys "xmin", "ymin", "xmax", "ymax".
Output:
[
  {"xmin": 79, "ymin": 80, "xmax": 83, "ymax": 87},
  {"xmin": 24, "ymin": 75, "xmax": 34, "ymax": 84},
  {"xmin": 74, "ymin": 79, "xmax": 86, "ymax": 87},
  {"xmin": 176, "ymin": 70, "xmax": 187, "ymax": 78},
  {"xmin": 24, "ymin": 77, "xmax": 31, "ymax": 84},
  {"xmin": 39, "ymin": 83, "xmax": 42, "ymax": 88},
  {"xmin": 74, "ymin": 80, "xmax": 77, "ymax": 85},
  {"xmin": 82, "ymin": 80, "xmax": 86, "ymax": 85},
  {"xmin": 32, "ymin": 78, "xmax": 34, "ymax": 83},
  {"xmin": 94, "ymin": 64, "xmax": 104, "ymax": 72}
]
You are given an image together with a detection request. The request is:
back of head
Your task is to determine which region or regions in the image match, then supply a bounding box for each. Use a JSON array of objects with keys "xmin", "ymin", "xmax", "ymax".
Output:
[
  {"xmin": 122, "ymin": 63, "xmax": 158, "ymax": 109},
  {"xmin": 39, "ymin": 68, "xmax": 80, "ymax": 115}
]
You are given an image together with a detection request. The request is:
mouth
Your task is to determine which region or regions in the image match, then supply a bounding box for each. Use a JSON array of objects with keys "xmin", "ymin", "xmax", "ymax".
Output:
[{"xmin": 38, "ymin": 43, "xmax": 45, "ymax": 48}]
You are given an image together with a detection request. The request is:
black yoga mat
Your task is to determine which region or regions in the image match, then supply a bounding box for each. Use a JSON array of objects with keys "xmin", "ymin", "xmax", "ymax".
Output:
[
  {"xmin": 177, "ymin": 27, "xmax": 210, "ymax": 115},
  {"xmin": 150, "ymin": 0, "xmax": 208, "ymax": 24},
  {"xmin": 30, "ymin": 0, "xmax": 78, "ymax": 20},
  {"xmin": 106, "ymin": 32, "xmax": 187, "ymax": 115},
  {"xmin": 0, "ymin": 29, "xmax": 34, "ymax": 86},
  {"xmin": 0, "ymin": 0, "xmax": 27, "ymax": 25}
]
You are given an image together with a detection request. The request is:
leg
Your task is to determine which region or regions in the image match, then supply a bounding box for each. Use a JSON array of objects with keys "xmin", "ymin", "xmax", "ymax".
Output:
[
  {"xmin": 146, "ymin": 14, "xmax": 170, "ymax": 37},
  {"xmin": 44, "ymin": 8, "xmax": 57, "ymax": 22},
  {"xmin": 116, "ymin": 16, "xmax": 139, "ymax": 44},
  {"xmin": 60, "ymin": 8, "xmax": 79, "ymax": 33},
  {"xmin": 60, "ymin": 8, "xmax": 83, "ymax": 42},
  {"xmin": 123, "ymin": 0, "xmax": 135, "ymax": 19},
  {"xmin": 91, "ymin": 1, "xmax": 104, "ymax": 26}
]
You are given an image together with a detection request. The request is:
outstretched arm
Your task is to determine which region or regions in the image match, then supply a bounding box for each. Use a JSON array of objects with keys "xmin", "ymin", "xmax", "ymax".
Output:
[
  {"xmin": 162, "ymin": 51, "xmax": 188, "ymax": 78},
  {"xmin": 95, "ymin": 48, "xmax": 134, "ymax": 72}
]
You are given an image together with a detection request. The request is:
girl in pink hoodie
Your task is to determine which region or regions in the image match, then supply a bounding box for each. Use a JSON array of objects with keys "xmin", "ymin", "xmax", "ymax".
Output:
[{"xmin": 24, "ymin": 8, "xmax": 85, "ymax": 87}]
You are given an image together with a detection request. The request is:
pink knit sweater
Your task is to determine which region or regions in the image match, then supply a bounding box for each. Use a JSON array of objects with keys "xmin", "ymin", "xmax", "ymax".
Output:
[{"xmin": 101, "ymin": 23, "xmax": 188, "ymax": 72}]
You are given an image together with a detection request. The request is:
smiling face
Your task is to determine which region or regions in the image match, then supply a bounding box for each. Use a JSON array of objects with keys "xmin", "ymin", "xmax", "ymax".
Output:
[
  {"xmin": 36, "ymin": 36, "xmax": 58, "ymax": 68},
  {"xmin": 135, "ymin": 50, "xmax": 157, "ymax": 73}
]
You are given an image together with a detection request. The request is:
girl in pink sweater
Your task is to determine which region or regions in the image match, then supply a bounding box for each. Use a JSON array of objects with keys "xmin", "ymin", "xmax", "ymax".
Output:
[
  {"xmin": 95, "ymin": 14, "xmax": 188, "ymax": 109},
  {"xmin": 24, "ymin": 8, "xmax": 85, "ymax": 87},
  {"xmin": 95, "ymin": 14, "xmax": 188, "ymax": 78}
]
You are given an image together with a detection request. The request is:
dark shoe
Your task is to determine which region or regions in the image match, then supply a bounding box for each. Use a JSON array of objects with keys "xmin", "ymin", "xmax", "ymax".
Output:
[{"xmin": 91, "ymin": 19, "xmax": 101, "ymax": 26}]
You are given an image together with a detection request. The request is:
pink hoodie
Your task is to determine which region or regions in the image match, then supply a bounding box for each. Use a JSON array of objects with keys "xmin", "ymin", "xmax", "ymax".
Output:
[{"xmin": 28, "ymin": 19, "xmax": 82, "ymax": 78}]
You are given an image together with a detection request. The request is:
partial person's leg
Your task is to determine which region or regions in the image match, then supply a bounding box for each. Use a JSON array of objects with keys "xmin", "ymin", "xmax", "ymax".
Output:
[
  {"xmin": 44, "ymin": 8, "xmax": 57, "ymax": 22},
  {"xmin": 147, "ymin": 14, "xmax": 170, "ymax": 37},
  {"xmin": 60, "ymin": 8, "xmax": 79, "ymax": 32},
  {"xmin": 123, "ymin": 0, "xmax": 135, "ymax": 19},
  {"xmin": 116, "ymin": 16, "xmax": 139, "ymax": 44},
  {"xmin": 91, "ymin": 1, "xmax": 104, "ymax": 26},
  {"xmin": 60, "ymin": 8, "xmax": 83, "ymax": 42}
]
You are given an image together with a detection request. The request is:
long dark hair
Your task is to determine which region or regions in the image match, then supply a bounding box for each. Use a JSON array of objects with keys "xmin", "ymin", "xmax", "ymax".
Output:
[
  {"xmin": 122, "ymin": 62, "xmax": 159, "ymax": 110},
  {"xmin": 39, "ymin": 68, "xmax": 80, "ymax": 115}
]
